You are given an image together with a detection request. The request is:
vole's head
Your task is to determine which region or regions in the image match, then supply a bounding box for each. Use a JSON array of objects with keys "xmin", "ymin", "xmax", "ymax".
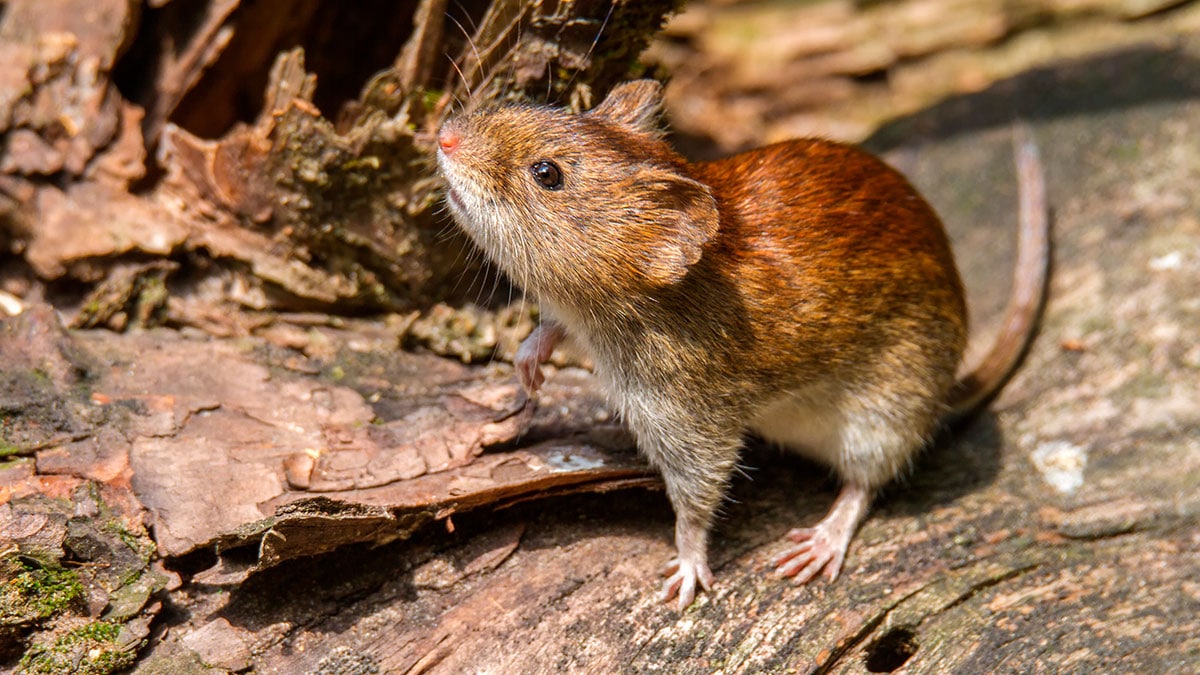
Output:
[{"xmin": 436, "ymin": 80, "xmax": 718, "ymax": 303}]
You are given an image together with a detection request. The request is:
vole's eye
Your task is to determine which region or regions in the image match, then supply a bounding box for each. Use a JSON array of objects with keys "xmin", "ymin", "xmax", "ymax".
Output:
[{"xmin": 530, "ymin": 160, "xmax": 563, "ymax": 190}]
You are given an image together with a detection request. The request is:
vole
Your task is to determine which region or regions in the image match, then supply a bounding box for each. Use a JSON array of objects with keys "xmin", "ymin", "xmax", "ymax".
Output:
[{"xmin": 435, "ymin": 80, "xmax": 1049, "ymax": 610}]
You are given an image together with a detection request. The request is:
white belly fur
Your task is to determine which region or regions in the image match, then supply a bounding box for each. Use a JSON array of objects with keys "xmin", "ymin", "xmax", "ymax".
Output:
[
  {"xmin": 749, "ymin": 386, "xmax": 847, "ymax": 468},
  {"xmin": 748, "ymin": 383, "xmax": 927, "ymax": 488}
]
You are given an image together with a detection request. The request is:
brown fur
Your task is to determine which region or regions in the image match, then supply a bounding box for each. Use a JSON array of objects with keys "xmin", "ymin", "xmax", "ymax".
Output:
[{"xmin": 436, "ymin": 79, "xmax": 1048, "ymax": 609}]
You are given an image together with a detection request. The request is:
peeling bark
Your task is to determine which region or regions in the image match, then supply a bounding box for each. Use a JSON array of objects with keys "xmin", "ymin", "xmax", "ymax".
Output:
[
  {"xmin": 2, "ymin": 1, "xmax": 1199, "ymax": 673},
  {"xmin": 1, "ymin": 0, "xmax": 681, "ymax": 319}
]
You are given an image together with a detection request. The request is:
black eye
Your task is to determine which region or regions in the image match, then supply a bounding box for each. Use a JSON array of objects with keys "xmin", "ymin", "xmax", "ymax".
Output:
[{"xmin": 530, "ymin": 160, "xmax": 563, "ymax": 190}]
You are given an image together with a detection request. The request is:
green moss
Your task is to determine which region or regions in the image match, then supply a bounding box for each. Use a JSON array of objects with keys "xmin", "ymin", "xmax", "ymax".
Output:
[
  {"xmin": 342, "ymin": 156, "xmax": 381, "ymax": 172},
  {"xmin": 0, "ymin": 440, "xmax": 23, "ymax": 458},
  {"xmin": 100, "ymin": 519, "xmax": 155, "ymax": 566},
  {"xmin": 0, "ymin": 557, "xmax": 83, "ymax": 626},
  {"xmin": 0, "ymin": 457, "xmax": 30, "ymax": 470},
  {"xmin": 18, "ymin": 620, "xmax": 136, "ymax": 675},
  {"xmin": 422, "ymin": 88, "xmax": 443, "ymax": 111},
  {"xmin": 104, "ymin": 569, "xmax": 167, "ymax": 623}
]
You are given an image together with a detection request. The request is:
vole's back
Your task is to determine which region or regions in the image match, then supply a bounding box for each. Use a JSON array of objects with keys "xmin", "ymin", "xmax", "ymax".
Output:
[{"xmin": 675, "ymin": 140, "xmax": 968, "ymax": 403}]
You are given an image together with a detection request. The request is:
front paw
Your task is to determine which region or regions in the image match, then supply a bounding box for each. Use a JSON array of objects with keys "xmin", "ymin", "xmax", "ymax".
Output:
[
  {"xmin": 659, "ymin": 557, "xmax": 714, "ymax": 611},
  {"xmin": 514, "ymin": 353, "xmax": 545, "ymax": 397}
]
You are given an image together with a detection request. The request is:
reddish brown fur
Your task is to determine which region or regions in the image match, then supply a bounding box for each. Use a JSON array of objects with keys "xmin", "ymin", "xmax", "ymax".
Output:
[
  {"xmin": 436, "ymin": 79, "xmax": 1047, "ymax": 610},
  {"xmin": 684, "ymin": 140, "xmax": 966, "ymax": 401}
]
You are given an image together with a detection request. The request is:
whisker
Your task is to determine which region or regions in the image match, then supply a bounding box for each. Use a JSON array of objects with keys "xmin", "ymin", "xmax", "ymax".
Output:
[
  {"xmin": 564, "ymin": 1, "xmax": 617, "ymax": 97},
  {"xmin": 446, "ymin": 52, "xmax": 473, "ymax": 100},
  {"xmin": 445, "ymin": 11, "xmax": 483, "ymax": 98}
]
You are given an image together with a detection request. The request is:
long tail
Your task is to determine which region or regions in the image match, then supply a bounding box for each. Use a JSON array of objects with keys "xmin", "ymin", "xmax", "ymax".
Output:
[{"xmin": 946, "ymin": 123, "xmax": 1051, "ymax": 423}]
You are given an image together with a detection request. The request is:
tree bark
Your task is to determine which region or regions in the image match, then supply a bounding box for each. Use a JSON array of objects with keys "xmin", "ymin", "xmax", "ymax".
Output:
[{"xmin": 2, "ymin": 1, "xmax": 1198, "ymax": 673}]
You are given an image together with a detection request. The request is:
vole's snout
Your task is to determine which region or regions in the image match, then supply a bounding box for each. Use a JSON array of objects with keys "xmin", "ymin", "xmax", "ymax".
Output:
[{"xmin": 438, "ymin": 127, "xmax": 461, "ymax": 156}]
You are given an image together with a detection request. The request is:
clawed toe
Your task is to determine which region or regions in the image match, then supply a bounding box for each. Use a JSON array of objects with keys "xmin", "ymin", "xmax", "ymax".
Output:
[
  {"xmin": 659, "ymin": 569, "xmax": 694, "ymax": 610},
  {"xmin": 786, "ymin": 527, "xmax": 817, "ymax": 543},
  {"xmin": 772, "ymin": 526, "xmax": 846, "ymax": 584},
  {"xmin": 771, "ymin": 538, "xmax": 813, "ymax": 565},
  {"xmin": 516, "ymin": 362, "xmax": 544, "ymax": 398},
  {"xmin": 660, "ymin": 559, "xmax": 681, "ymax": 577},
  {"xmin": 658, "ymin": 558, "xmax": 713, "ymax": 611},
  {"xmin": 775, "ymin": 545, "xmax": 835, "ymax": 583}
]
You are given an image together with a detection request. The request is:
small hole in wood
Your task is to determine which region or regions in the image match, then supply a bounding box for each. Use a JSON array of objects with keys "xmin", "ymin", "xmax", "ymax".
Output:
[{"xmin": 865, "ymin": 627, "xmax": 919, "ymax": 672}]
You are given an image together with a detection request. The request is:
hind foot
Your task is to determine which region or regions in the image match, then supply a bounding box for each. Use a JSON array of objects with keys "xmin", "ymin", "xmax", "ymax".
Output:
[{"xmin": 772, "ymin": 482, "xmax": 871, "ymax": 584}]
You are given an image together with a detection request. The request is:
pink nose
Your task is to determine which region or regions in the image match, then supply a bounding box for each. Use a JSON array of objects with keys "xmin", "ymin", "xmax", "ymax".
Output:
[{"xmin": 438, "ymin": 129, "xmax": 460, "ymax": 155}]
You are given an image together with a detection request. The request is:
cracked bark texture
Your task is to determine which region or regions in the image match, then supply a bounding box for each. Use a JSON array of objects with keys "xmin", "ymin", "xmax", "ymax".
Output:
[
  {"xmin": 2, "ymin": 1, "xmax": 1198, "ymax": 673},
  {"xmin": 0, "ymin": 0, "xmax": 681, "ymax": 320},
  {"xmin": 127, "ymin": 28, "xmax": 1200, "ymax": 675}
]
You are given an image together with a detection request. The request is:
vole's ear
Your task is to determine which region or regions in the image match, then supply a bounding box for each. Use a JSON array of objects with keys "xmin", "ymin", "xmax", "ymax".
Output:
[
  {"xmin": 625, "ymin": 168, "xmax": 720, "ymax": 285},
  {"xmin": 587, "ymin": 80, "xmax": 664, "ymax": 137}
]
